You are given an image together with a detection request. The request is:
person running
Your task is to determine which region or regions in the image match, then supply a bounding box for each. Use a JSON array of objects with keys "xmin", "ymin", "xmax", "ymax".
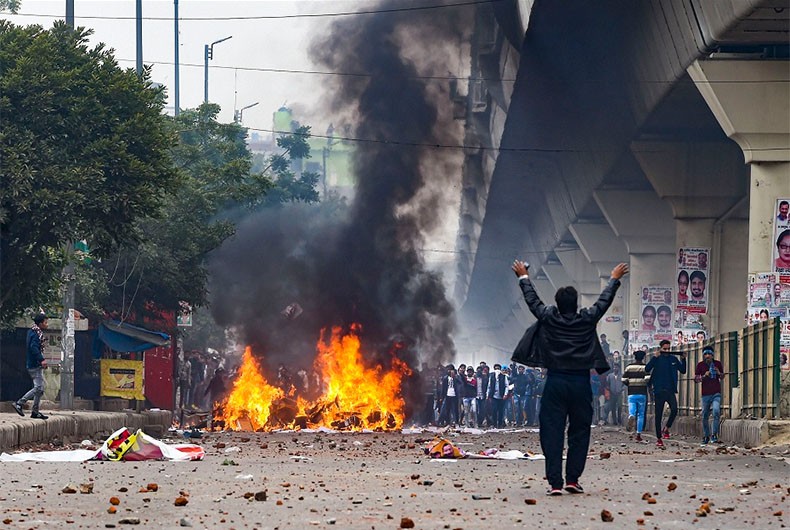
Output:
[
  {"xmin": 695, "ymin": 346, "xmax": 724, "ymax": 444},
  {"xmin": 645, "ymin": 339, "xmax": 686, "ymax": 448},
  {"xmin": 512, "ymin": 260, "xmax": 628, "ymax": 496},
  {"xmin": 621, "ymin": 350, "xmax": 650, "ymax": 442}
]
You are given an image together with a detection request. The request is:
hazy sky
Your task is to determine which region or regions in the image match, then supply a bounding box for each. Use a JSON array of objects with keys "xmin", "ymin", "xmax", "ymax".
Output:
[{"xmin": 1, "ymin": 1, "xmax": 375, "ymax": 129}]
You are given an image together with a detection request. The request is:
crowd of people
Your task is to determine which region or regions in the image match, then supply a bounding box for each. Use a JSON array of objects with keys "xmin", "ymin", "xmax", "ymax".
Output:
[{"xmin": 423, "ymin": 362, "xmax": 546, "ymax": 428}]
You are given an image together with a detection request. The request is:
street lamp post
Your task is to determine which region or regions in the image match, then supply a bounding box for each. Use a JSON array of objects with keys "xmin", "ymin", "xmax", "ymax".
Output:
[
  {"xmin": 204, "ymin": 36, "xmax": 232, "ymax": 104},
  {"xmin": 234, "ymin": 102, "xmax": 259, "ymax": 124}
]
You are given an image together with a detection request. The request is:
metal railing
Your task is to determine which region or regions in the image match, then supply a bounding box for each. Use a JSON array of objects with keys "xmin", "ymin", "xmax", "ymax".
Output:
[
  {"xmin": 638, "ymin": 318, "xmax": 783, "ymax": 420},
  {"xmin": 739, "ymin": 318, "xmax": 782, "ymax": 419},
  {"xmin": 674, "ymin": 332, "xmax": 738, "ymax": 418}
]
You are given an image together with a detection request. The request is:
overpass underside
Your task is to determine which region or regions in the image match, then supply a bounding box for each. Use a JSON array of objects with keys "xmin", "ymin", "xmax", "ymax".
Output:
[{"xmin": 454, "ymin": 0, "xmax": 790, "ymax": 361}]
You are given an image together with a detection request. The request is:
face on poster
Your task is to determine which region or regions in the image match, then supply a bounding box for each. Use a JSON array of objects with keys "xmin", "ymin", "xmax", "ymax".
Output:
[
  {"xmin": 748, "ymin": 272, "xmax": 778, "ymax": 308},
  {"xmin": 677, "ymin": 247, "xmax": 709, "ymax": 314},
  {"xmin": 774, "ymin": 199, "xmax": 790, "ymax": 274},
  {"xmin": 640, "ymin": 286, "xmax": 673, "ymax": 343}
]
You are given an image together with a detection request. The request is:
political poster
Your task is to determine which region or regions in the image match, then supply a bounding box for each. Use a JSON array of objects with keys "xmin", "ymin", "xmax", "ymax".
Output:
[
  {"xmin": 100, "ymin": 359, "xmax": 145, "ymax": 400},
  {"xmin": 639, "ymin": 286, "xmax": 673, "ymax": 346},
  {"xmin": 746, "ymin": 271, "xmax": 790, "ymax": 370},
  {"xmin": 676, "ymin": 247, "xmax": 709, "ymax": 315},
  {"xmin": 773, "ymin": 198, "xmax": 790, "ymax": 274}
]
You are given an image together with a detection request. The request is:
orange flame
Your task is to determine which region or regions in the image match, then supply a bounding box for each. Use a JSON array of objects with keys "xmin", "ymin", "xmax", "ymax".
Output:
[
  {"xmin": 218, "ymin": 347, "xmax": 284, "ymax": 430},
  {"xmin": 215, "ymin": 325, "xmax": 411, "ymax": 431}
]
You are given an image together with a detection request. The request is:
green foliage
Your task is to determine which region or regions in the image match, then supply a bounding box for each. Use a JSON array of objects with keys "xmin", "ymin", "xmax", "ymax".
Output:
[
  {"xmin": 257, "ymin": 126, "xmax": 320, "ymax": 207},
  {"xmin": 93, "ymin": 104, "xmax": 271, "ymax": 322},
  {"xmin": 0, "ymin": 1, "xmax": 22, "ymax": 14},
  {"xmin": 0, "ymin": 21, "xmax": 178, "ymax": 324}
]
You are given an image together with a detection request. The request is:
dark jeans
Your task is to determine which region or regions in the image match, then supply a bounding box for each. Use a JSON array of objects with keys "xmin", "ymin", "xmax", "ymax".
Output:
[
  {"xmin": 438, "ymin": 396, "xmax": 459, "ymax": 425},
  {"xmin": 539, "ymin": 372, "xmax": 592, "ymax": 489},
  {"xmin": 491, "ymin": 398, "xmax": 506, "ymax": 428},
  {"xmin": 475, "ymin": 398, "xmax": 487, "ymax": 426},
  {"xmin": 654, "ymin": 390, "xmax": 678, "ymax": 438}
]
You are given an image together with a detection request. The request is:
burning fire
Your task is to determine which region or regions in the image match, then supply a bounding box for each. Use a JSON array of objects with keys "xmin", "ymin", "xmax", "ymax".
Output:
[{"xmin": 215, "ymin": 325, "xmax": 412, "ymax": 431}]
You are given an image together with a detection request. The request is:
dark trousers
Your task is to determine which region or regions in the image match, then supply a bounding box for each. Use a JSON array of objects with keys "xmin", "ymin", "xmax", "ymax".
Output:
[
  {"xmin": 475, "ymin": 398, "xmax": 487, "ymax": 426},
  {"xmin": 654, "ymin": 390, "xmax": 678, "ymax": 438},
  {"xmin": 438, "ymin": 396, "xmax": 459, "ymax": 425},
  {"xmin": 539, "ymin": 372, "xmax": 592, "ymax": 489},
  {"xmin": 491, "ymin": 398, "xmax": 506, "ymax": 428}
]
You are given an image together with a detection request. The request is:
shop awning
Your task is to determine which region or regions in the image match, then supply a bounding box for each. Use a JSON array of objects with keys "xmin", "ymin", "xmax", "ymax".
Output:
[{"xmin": 97, "ymin": 321, "xmax": 170, "ymax": 353}]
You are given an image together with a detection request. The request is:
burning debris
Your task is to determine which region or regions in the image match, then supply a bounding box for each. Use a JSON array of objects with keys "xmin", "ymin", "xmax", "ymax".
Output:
[{"xmin": 215, "ymin": 325, "xmax": 411, "ymax": 431}]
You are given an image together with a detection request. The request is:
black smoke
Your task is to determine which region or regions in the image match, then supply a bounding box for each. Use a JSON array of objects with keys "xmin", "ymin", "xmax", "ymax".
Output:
[{"xmin": 208, "ymin": 1, "xmax": 471, "ymax": 380}]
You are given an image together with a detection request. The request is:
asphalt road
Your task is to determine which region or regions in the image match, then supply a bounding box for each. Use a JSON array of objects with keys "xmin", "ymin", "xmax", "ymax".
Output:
[{"xmin": 0, "ymin": 426, "xmax": 787, "ymax": 529}]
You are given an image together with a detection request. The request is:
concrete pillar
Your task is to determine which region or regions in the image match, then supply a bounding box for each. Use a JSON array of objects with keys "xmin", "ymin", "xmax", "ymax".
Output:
[
  {"xmin": 595, "ymin": 189, "xmax": 675, "ymax": 340},
  {"xmin": 688, "ymin": 59, "xmax": 790, "ymax": 274},
  {"xmin": 569, "ymin": 221, "xmax": 630, "ymax": 340},
  {"xmin": 747, "ymin": 164, "xmax": 790, "ymax": 272},
  {"xmin": 631, "ymin": 140, "xmax": 749, "ymax": 335}
]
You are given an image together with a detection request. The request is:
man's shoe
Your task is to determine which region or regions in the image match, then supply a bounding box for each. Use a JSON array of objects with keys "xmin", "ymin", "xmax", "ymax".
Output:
[
  {"xmin": 701, "ymin": 436, "xmax": 709, "ymax": 445},
  {"xmin": 656, "ymin": 439, "xmax": 665, "ymax": 448},
  {"xmin": 710, "ymin": 434, "xmax": 719, "ymax": 444},
  {"xmin": 635, "ymin": 433, "xmax": 643, "ymax": 442},
  {"xmin": 11, "ymin": 402, "xmax": 24, "ymax": 417},
  {"xmin": 564, "ymin": 483, "xmax": 584, "ymax": 494},
  {"xmin": 662, "ymin": 427, "xmax": 670, "ymax": 439},
  {"xmin": 626, "ymin": 415, "xmax": 635, "ymax": 432},
  {"xmin": 546, "ymin": 488, "xmax": 563, "ymax": 496},
  {"xmin": 30, "ymin": 411, "xmax": 48, "ymax": 420}
]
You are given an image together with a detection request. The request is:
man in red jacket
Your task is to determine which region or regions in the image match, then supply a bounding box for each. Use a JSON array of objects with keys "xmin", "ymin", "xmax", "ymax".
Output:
[{"xmin": 694, "ymin": 346, "xmax": 724, "ymax": 445}]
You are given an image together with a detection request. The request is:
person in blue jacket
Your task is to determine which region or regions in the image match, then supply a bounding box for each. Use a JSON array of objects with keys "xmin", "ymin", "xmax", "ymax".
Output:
[
  {"xmin": 12, "ymin": 313, "xmax": 49, "ymax": 419},
  {"xmin": 645, "ymin": 339, "xmax": 686, "ymax": 447}
]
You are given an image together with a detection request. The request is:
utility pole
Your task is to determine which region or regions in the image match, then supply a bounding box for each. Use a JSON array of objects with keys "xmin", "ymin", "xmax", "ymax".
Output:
[
  {"xmin": 60, "ymin": 253, "xmax": 76, "ymax": 410},
  {"xmin": 174, "ymin": 0, "xmax": 180, "ymax": 115},
  {"xmin": 65, "ymin": 0, "xmax": 74, "ymax": 27},
  {"xmin": 136, "ymin": 0, "xmax": 143, "ymax": 78},
  {"xmin": 62, "ymin": 0, "xmax": 76, "ymax": 410},
  {"xmin": 204, "ymin": 36, "xmax": 232, "ymax": 104}
]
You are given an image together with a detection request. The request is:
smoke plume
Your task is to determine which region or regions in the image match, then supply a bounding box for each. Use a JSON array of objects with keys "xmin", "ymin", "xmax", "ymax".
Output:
[{"xmin": 208, "ymin": 1, "xmax": 471, "ymax": 376}]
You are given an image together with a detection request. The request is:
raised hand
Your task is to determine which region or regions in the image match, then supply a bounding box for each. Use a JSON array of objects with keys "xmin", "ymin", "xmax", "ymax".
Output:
[
  {"xmin": 611, "ymin": 263, "xmax": 629, "ymax": 280},
  {"xmin": 512, "ymin": 260, "xmax": 529, "ymax": 278}
]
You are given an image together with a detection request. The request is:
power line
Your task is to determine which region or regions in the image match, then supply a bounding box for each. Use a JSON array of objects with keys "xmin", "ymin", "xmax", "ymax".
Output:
[
  {"xmin": 245, "ymin": 126, "xmax": 788, "ymax": 154},
  {"xmin": 116, "ymin": 58, "xmax": 789, "ymax": 85},
  {"xmin": 117, "ymin": 58, "xmax": 510, "ymax": 83},
  {"xmin": 9, "ymin": 0, "xmax": 500, "ymax": 21}
]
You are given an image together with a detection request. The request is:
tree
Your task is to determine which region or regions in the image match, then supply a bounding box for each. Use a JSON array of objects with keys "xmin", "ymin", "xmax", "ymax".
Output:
[
  {"xmin": 0, "ymin": 1, "xmax": 22, "ymax": 14},
  {"xmin": 0, "ymin": 21, "xmax": 178, "ymax": 324},
  {"xmin": 89, "ymin": 110, "xmax": 323, "ymax": 342},
  {"xmin": 85, "ymin": 103, "xmax": 271, "ymax": 324},
  {"xmin": 253, "ymin": 125, "xmax": 321, "ymax": 207}
]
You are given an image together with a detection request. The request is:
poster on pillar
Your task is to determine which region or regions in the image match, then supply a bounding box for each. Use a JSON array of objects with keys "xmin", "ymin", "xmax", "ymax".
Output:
[
  {"xmin": 676, "ymin": 247, "xmax": 709, "ymax": 315},
  {"xmin": 639, "ymin": 286, "xmax": 673, "ymax": 346},
  {"xmin": 746, "ymin": 271, "xmax": 790, "ymax": 369},
  {"xmin": 773, "ymin": 198, "xmax": 790, "ymax": 274}
]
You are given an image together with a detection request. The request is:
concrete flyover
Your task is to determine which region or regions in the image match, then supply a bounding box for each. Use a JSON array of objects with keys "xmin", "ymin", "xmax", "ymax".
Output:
[{"xmin": 453, "ymin": 0, "xmax": 790, "ymax": 363}]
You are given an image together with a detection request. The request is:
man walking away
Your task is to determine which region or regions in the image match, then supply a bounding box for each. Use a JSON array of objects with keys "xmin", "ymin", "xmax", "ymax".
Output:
[
  {"xmin": 12, "ymin": 314, "xmax": 49, "ymax": 419},
  {"xmin": 512, "ymin": 260, "xmax": 628, "ymax": 496},
  {"xmin": 622, "ymin": 350, "xmax": 650, "ymax": 442},
  {"xmin": 645, "ymin": 339, "xmax": 686, "ymax": 448},
  {"xmin": 695, "ymin": 346, "xmax": 724, "ymax": 444}
]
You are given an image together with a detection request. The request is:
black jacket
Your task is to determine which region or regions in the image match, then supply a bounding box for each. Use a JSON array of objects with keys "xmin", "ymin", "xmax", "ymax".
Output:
[{"xmin": 513, "ymin": 278, "xmax": 620, "ymax": 374}]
